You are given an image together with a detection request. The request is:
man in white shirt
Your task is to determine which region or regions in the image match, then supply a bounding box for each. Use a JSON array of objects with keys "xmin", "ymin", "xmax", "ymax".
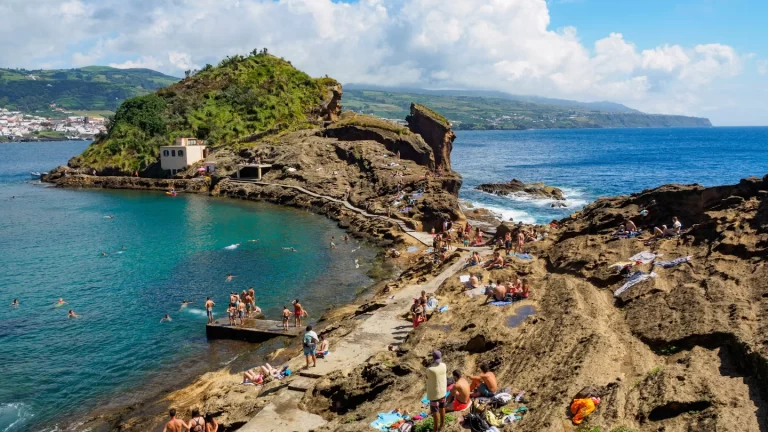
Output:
[{"xmin": 426, "ymin": 350, "xmax": 447, "ymax": 432}]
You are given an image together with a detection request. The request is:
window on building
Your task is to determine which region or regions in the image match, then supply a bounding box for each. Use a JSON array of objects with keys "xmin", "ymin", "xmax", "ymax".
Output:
[
  {"xmin": 163, "ymin": 150, "xmax": 169, "ymax": 157},
  {"xmin": 171, "ymin": 150, "xmax": 176, "ymax": 157},
  {"xmin": 188, "ymin": 139, "xmax": 197, "ymax": 145},
  {"xmin": 178, "ymin": 150, "xmax": 184, "ymax": 157}
]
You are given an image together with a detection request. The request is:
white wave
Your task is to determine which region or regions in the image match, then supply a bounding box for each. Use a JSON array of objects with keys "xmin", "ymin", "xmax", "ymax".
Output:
[
  {"xmin": 0, "ymin": 402, "xmax": 33, "ymax": 432},
  {"xmin": 184, "ymin": 308, "xmax": 208, "ymax": 317},
  {"xmin": 224, "ymin": 244, "xmax": 240, "ymax": 250},
  {"xmin": 468, "ymin": 201, "xmax": 536, "ymax": 224}
]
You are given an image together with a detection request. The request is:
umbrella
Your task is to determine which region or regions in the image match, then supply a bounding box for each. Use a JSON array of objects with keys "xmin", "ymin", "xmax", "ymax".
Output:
[{"xmin": 197, "ymin": 167, "xmax": 206, "ymax": 172}]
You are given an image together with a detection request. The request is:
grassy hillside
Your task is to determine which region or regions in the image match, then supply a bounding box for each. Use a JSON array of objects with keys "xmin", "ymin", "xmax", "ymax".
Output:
[
  {"xmin": 0, "ymin": 66, "xmax": 179, "ymax": 112},
  {"xmin": 343, "ymin": 89, "xmax": 711, "ymax": 130},
  {"xmin": 74, "ymin": 52, "xmax": 338, "ymax": 172}
]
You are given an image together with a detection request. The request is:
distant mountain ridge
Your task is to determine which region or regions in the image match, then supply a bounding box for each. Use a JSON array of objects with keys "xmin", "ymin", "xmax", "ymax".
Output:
[
  {"xmin": 343, "ymin": 84, "xmax": 642, "ymax": 114},
  {"xmin": 0, "ymin": 66, "xmax": 179, "ymax": 112},
  {"xmin": 342, "ymin": 85, "xmax": 711, "ymax": 130}
]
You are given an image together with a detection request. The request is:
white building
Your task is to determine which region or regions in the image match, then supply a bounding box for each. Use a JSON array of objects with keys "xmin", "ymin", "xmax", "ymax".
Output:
[{"xmin": 159, "ymin": 137, "xmax": 206, "ymax": 175}]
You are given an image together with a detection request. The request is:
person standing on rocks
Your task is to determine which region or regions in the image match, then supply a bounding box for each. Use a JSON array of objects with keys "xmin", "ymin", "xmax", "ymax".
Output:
[
  {"xmin": 205, "ymin": 297, "xmax": 215, "ymax": 324},
  {"xmin": 344, "ymin": 185, "xmax": 351, "ymax": 201},
  {"xmin": 303, "ymin": 325, "xmax": 319, "ymax": 368},
  {"xmin": 162, "ymin": 408, "xmax": 186, "ymax": 432},
  {"xmin": 426, "ymin": 350, "xmax": 447, "ymax": 432}
]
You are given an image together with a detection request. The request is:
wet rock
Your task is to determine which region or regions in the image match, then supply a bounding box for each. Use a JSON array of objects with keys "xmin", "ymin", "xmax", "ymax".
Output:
[{"xmin": 476, "ymin": 179, "xmax": 565, "ymax": 200}]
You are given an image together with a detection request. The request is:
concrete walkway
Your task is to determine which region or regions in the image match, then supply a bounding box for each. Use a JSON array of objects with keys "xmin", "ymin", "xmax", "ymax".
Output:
[
  {"xmin": 238, "ymin": 253, "xmax": 471, "ymax": 432},
  {"xmin": 228, "ymin": 179, "xmax": 432, "ymax": 246}
]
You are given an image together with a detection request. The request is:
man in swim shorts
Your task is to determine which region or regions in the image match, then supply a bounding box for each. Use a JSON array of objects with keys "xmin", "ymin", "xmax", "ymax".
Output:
[
  {"xmin": 446, "ymin": 369, "xmax": 471, "ymax": 412},
  {"xmin": 330, "ymin": 237, "xmax": 336, "ymax": 249},
  {"xmin": 282, "ymin": 306, "xmax": 292, "ymax": 330},
  {"xmin": 205, "ymin": 297, "xmax": 215, "ymax": 324},
  {"xmin": 237, "ymin": 301, "xmax": 246, "ymax": 325},
  {"xmin": 426, "ymin": 350, "xmax": 447, "ymax": 432},
  {"xmin": 303, "ymin": 325, "xmax": 319, "ymax": 368},
  {"xmin": 470, "ymin": 364, "xmax": 499, "ymax": 397},
  {"xmin": 293, "ymin": 299, "xmax": 304, "ymax": 328}
]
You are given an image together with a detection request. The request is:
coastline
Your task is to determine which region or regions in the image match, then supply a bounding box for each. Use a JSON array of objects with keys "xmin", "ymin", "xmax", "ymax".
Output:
[{"xmin": 41, "ymin": 174, "xmax": 426, "ymax": 431}]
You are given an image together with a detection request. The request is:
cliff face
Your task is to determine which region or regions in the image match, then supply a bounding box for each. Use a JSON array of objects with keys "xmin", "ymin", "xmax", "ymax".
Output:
[{"xmin": 406, "ymin": 103, "xmax": 456, "ymax": 173}]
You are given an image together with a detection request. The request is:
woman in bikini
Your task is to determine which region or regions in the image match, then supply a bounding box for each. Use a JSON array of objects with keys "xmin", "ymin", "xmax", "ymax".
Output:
[{"xmin": 187, "ymin": 408, "xmax": 205, "ymax": 432}]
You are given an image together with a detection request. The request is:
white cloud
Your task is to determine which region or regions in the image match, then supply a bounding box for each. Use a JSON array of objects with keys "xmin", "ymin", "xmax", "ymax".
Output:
[
  {"xmin": 757, "ymin": 59, "xmax": 768, "ymax": 76},
  {"xmin": 109, "ymin": 56, "xmax": 164, "ymax": 70},
  {"xmin": 0, "ymin": 0, "xmax": 759, "ymax": 124}
]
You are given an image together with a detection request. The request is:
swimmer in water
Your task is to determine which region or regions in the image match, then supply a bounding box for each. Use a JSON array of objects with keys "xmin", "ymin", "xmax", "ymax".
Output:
[
  {"xmin": 330, "ymin": 236, "xmax": 336, "ymax": 249},
  {"xmin": 181, "ymin": 300, "xmax": 192, "ymax": 308},
  {"xmin": 10, "ymin": 299, "xmax": 19, "ymax": 306},
  {"xmin": 56, "ymin": 298, "xmax": 67, "ymax": 306},
  {"xmin": 121, "ymin": 245, "xmax": 127, "ymax": 250},
  {"xmin": 160, "ymin": 314, "xmax": 172, "ymax": 322},
  {"xmin": 225, "ymin": 274, "xmax": 236, "ymax": 282},
  {"xmin": 68, "ymin": 310, "xmax": 79, "ymax": 318},
  {"xmin": 105, "ymin": 215, "xmax": 114, "ymax": 219},
  {"xmin": 101, "ymin": 252, "xmax": 108, "ymax": 257}
]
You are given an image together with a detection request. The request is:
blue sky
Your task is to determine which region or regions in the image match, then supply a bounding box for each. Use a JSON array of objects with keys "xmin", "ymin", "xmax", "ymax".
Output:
[{"xmin": 0, "ymin": 0, "xmax": 766, "ymax": 125}]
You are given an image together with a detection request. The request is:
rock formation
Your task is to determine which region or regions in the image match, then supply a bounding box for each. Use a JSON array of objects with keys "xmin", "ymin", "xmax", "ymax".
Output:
[
  {"xmin": 476, "ymin": 178, "xmax": 565, "ymax": 200},
  {"xmin": 406, "ymin": 103, "xmax": 456, "ymax": 173}
]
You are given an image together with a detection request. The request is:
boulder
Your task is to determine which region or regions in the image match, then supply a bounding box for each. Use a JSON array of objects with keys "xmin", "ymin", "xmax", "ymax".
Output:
[
  {"xmin": 406, "ymin": 103, "xmax": 455, "ymax": 173},
  {"xmin": 323, "ymin": 124, "xmax": 436, "ymax": 170},
  {"xmin": 476, "ymin": 179, "xmax": 565, "ymax": 200}
]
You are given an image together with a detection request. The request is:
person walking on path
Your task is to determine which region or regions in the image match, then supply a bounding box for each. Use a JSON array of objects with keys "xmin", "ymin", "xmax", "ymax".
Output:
[
  {"xmin": 303, "ymin": 325, "xmax": 319, "ymax": 369},
  {"xmin": 426, "ymin": 350, "xmax": 448, "ymax": 432}
]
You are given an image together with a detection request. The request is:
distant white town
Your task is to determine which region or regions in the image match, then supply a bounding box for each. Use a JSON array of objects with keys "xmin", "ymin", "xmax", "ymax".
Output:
[{"xmin": 0, "ymin": 107, "xmax": 107, "ymax": 140}]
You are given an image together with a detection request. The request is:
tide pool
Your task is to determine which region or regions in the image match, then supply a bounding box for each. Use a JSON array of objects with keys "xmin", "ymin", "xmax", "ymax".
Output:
[{"xmin": 0, "ymin": 142, "xmax": 378, "ymax": 431}]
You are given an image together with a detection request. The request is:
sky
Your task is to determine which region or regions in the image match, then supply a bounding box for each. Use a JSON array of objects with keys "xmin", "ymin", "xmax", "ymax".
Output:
[{"xmin": 1, "ymin": 0, "xmax": 766, "ymax": 125}]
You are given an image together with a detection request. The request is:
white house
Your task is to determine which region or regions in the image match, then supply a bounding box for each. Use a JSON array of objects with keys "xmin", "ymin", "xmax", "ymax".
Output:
[{"xmin": 159, "ymin": 137, "xmax": 206, "ymax": 175}]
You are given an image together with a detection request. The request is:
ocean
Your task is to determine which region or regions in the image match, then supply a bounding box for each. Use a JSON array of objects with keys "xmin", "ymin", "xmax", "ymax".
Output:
[
  {"xmin": 0, "ymin": 141, "xmax": 378, "ymax": 431},
  {"xmin": 453, "ymin": 127, "xmax": 768, "ymax": 224},
  {"xmin": 2, "ymin": 127, "xmax": 768, "ymax": 431}
]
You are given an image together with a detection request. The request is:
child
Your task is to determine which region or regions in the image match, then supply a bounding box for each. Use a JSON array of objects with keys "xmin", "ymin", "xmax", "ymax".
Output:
[{"xmin": 227, "ymin": 305, "xmax": 236, "ymax": 326}]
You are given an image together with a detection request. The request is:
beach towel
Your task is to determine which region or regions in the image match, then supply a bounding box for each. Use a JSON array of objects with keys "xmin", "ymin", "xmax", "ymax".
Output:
[
  {"xmin": 512, "ymin": 253, "xmax": 534, "ymax": 260},
  {"xmin": 438, "ymin": 305, "xmax": 449, "ymax": 313},
  {"xmin": 614, "ymin": 271, "xmax": 657, "ymax": 297},
  {"xmin": 490, "ymin": 301, "xmax": 513, "ymax": 306},
  {"xmin": 613, "ymin": 230, "xmax": 642, "ymax": 239},
  {"xmin": 629, "ymin": 251, "xmax": 661, "ymax": 264},
  {"xmin": 426, "ymin": 297, "xmax": 439, "ymax": 310},
  {"xmin": 655, "ymin": 256, "xmax": 692, "ymax": 268},
  {"xmin": 407, "ymin": 246, "xmax": 420, "ymax": 253},
  {"xmin": 370, "ymin": 412, "xmax": 405, "ymax": 431},
  {"xmin": 399, "ymin": 207, "xmax": 412, "ymax": 213},
  {"xmin": 459, "ymin": 275, "xmax": 471, "ymax": 283},
  {"xmin": 411, "ymin": 193, "xmax": 424, "ymax": 199},
  {"xmin": 464, "ymin": 287, "xmax": 486, "ymax": 298}
]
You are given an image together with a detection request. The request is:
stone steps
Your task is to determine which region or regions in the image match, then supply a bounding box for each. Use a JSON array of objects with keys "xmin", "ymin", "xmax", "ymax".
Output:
[{"xmin": 287, "ymin": 376, "xmax": 316, "ymax": 392}]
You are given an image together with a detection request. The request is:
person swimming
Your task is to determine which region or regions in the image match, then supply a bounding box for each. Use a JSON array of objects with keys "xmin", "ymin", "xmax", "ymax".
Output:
[
  {"xmin": 160, "ymin": 314, "xmax": 172, "ymax": 322},
  {"xmin": 68, "ymin": 310, "xmax": 79, "ymax": 318},
  {"xmin": 104, "ymin": 215, "xmax": 114, "ymax": 219},
  {"xmin": 225, "ymin": 274, "xmax": 235, "ymax": 282},
  {"xmin": 121, "ymin": 245, "xmax": 127, "ymax": 250},
  {"xmin": 101, "ymin": 252, "xmax": 108, "ymax": 257},
  {"xmin": 55, "ymin": 298, "xmax": 67, "ymax": 307},
  {"xmin": 181, "ymin": 300, "xmax": 192, "ymax": 308},
  {"xmin": 10, "ymin": 299, "xmax": 19, "ymax": 306}
]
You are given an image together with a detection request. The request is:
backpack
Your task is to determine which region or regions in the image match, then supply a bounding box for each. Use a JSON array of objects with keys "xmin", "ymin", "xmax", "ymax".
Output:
[
  {"xmin": 463, "ymin": 399, "xmax": 490, "ymax": 432},
  {"xmin": 397, "ymin": 420, "xmax": 414, "ymax": 432}
]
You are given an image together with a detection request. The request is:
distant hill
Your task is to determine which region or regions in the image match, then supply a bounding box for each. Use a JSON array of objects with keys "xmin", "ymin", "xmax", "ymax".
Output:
[
  {"xmin": 342, "ymin": 86, "xmax": 711, "ymax": 129},
  {"xmin": 0, "ymin": 66, "xmax": 180, "ymax": 112},
  {"xmin": 72, "ymin": 53, "xmax": 340, "ymax": 172}
]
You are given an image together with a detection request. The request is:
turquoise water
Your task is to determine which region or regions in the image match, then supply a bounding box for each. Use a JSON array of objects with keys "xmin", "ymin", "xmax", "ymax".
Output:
[
  {"xmin": 0, "ymin": 142, "xmax": 377, "ymax": 431},
  {"xmin": 453, "ymin": 127, "xmax": 768, "ymax": 224}
]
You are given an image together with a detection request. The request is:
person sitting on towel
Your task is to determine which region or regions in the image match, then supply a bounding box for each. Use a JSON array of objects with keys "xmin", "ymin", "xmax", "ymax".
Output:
[
  {"xmin": 316, "ymin": 334, "xmax": 330, "ymax": 358},
  {"xmin": 653, "ymin": 216, "xmax": 682, "ymax": 238},
  {"xmin": 625, "ymin": 218, "xmax": 638, "ymax": 232},
  {"xmin": 470, "ymin": 364, "xmax": 498, "ymax": 397},
  {"xmin": 446, "ymin": 369, "xmax": 472, "ymax": 412},
  {"xmin": 484, "ymin": 283, "xmax": 507, "ymax": 304},
  {"xmin": 482, "ymin": 252, "xmax": 504, "ymax": 270}
]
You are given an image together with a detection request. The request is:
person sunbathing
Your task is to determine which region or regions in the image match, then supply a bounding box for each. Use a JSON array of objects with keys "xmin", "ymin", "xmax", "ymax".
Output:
[
  {"xmin": 243, "ymin": 363, "xmax": 279, "ymax": 383},
  {"xmin": 653, "ymin": 217, "xmax": 682, "ymax": 238},
  {"xmin": 466, "ymin": 251, "xmax": 481, "ymax": 266},
  {"xmin": 470, "ymin": 364, "xmax": 498, "ymax": 397},
  {"xmin": 482, "ymin": 252, "xmax": 504, "ymax": 270},
  {"xmin": 625, "ymin": 218, "xmax": 638, "ymax": 232},
  {"xmin": 446, "ymin": 370, "xmax": 471, "ymax": 412},
  {"xmin": 484, "ymin": 283, "xmax": 507, "ymax": 304}
]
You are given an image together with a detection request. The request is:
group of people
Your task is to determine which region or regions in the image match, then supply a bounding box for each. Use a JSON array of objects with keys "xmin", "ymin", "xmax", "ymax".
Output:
[
  {"xmin": 425, "ymin": 350, "xmax": 499, "ymax": 432},
  {"xmin": 162, "ymin": 408, "xmax": 217, "ymax": 432},
  {"xmin": 9, "ymin": 297, "xmax": 81, "ymax": 319},
  {"xmin": 226, "ymin": 288, "xmax": 260, "ymax": 326},
  {"xmin": 301, "ymin": 324, "xmax": 330, "ymax": 368},
  {"xmin": 484, "ymin": 276, "xmax": 531, "ymax": 304},
  {"xmin": 613, "ymin": 214, "xmax": 683, "ymax": 241},
  {"xmin": 409, "ymin": 290, "xmax": 431, "ymax": 328},
  {"xmin": 501, "ymin": 230, "xmax": 528, "ymax": 255}
]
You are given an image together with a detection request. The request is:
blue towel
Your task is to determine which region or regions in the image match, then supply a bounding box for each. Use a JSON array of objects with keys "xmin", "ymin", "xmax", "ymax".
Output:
[
  {"xmin": 370, "ymin": 412, "xmax": 404, "ymax": 431},
  {"xmin": 439, "ymin": 305, "xmax": 449, "ymax": 313},
  {"xmin": 490, "ymin": 301, "xmax": 513, "ymax": 306},
  {"xmin": 514, "ymin": 253, "xmax": 533, "ymax": 260}
]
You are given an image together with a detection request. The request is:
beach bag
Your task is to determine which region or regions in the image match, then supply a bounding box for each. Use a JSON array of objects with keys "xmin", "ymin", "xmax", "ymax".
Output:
[
  {"xmin": 574, "ymin": 385, "xmax": 600, "ymax": 399},
  {"xmin": 397, "ymin": 420, "xmax": 414, "ymax": 432},
  {"xmin": 462, "ymin": 413, "xmax": 490, "ymax": 432}
]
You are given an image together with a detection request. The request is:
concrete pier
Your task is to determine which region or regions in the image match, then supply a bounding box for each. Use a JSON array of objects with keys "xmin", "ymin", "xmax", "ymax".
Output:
[{"xmin": 206, "ymin": 318, "xmax": 301, "ymax": 342}]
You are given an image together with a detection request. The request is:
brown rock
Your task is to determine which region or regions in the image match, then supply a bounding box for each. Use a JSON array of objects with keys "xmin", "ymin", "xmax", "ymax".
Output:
[
  {"xmin": 406, "ymin": 103, "xmax": 455, "ymax": 173},
  {"xmin": 476, "ymin": 179, "xmax": 565, "ymax": 200}
]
